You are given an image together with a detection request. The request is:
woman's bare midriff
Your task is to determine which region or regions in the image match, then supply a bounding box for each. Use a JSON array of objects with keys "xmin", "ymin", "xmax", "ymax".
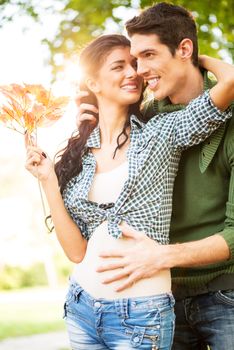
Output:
[{"xmin": 72, "ymin": 221, "xmax": 171, "ymax": 299}]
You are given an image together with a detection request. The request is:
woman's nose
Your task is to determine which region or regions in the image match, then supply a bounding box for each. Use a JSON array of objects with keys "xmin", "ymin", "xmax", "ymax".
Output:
[{"xmin": 125, "ymin": 65, "xmax": 138, "ymax": 78}]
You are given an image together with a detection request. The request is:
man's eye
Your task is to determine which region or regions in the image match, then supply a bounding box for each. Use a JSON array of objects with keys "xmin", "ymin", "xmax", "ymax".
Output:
[{"xmin": 145, "ymin": 53, "xmax": 154, "ymax": 58}]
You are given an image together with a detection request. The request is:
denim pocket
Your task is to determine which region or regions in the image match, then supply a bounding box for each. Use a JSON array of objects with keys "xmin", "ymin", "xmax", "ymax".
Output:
[
  {"xmin": 215, "ymin": 289, "xmax": 234, "ymax": 306},
  {"xmin": 124, "ymin": 326, "xmax": 160, "ymax": 348},
  {"xmin": 120, "ymin": 303, "xmax": 161, "ymax": 349},
  {"xmin": 63, "ymin": 284, "xmax": 83, "ymax": 318}
]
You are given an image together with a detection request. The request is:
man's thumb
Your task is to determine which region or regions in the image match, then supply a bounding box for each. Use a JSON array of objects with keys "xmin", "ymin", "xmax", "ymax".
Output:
[{"xmin": 119, "ymin": 223, "xmax": 143, "ymax": 240}]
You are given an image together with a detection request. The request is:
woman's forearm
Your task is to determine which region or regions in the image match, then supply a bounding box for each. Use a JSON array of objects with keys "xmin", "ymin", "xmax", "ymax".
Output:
[
  {"xmin": 42, "ymin": 173, "xmax": 87, "ymax": 263},
  {"xmin": 200, "ymin": 55, "xmax": 234, "ymax": 110}
]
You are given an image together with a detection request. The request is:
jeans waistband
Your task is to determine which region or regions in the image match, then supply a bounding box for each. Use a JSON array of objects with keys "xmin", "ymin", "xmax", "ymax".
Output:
[{"xmin": 68, "ymin": 277, "xmax": 175, "ymax": 314}]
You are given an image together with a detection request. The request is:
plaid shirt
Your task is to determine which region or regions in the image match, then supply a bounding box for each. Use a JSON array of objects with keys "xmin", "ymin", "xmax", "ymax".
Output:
[{"xmin": 63, "ymin": 91, "xmax": 231, "ymax": 244}]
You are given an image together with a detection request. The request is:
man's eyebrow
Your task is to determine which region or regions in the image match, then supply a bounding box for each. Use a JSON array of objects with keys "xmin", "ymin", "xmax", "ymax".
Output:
[{"xmin": 138, "ymin": 49, "xmax": 156, "ymax": 55}]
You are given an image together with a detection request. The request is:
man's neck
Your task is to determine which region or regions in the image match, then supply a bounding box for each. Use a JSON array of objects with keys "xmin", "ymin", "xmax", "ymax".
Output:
[{"xmin": 169, "ymin": 66, "xmax": 204, "ymax": 105}]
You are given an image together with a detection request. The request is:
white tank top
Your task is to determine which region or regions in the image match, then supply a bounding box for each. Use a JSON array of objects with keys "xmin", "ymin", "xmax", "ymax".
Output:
[
  {"xmin": 72, "ymin": 161, "xmax": 171, "ymax": 299},
  {"xmin": 88, "ymin": 161, "xmax": 128, "ymax": 204}
]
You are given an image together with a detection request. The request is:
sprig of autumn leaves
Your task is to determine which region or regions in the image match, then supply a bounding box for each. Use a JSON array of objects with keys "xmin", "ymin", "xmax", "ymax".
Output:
[
  {"xmin": 0, "ymin": 83, "xmax": 69, "ymax": 135},
  {"xmin": 0, "ymin": 83, "xmax": 69, "ymax": 233}
]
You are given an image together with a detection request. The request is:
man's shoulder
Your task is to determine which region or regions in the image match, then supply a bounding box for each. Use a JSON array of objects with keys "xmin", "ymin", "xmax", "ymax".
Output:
[{"xmin": 224, "ymin": 108, "xmax": 234, "ymax": 142}]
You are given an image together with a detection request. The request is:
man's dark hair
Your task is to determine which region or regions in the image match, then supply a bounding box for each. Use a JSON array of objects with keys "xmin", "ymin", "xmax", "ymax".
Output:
[{"xmin": 126, "ymin": 2, "xmax": 198, "ymax": 66}]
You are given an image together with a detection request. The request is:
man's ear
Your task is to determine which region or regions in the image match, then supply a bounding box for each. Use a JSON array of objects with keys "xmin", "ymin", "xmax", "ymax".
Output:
[
  {"xmin": 86, "ymin": 77, "xmax": 100, "ymax": 94},
  {"xmin": 177, "ymin": 38, "xmax": 193, "ymax": 61}
]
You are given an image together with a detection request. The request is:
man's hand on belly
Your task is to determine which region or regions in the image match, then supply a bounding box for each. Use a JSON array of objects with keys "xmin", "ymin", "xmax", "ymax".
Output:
[{"xmin": 96, "ymin": 223, "xmax": 169, "ymax": 292}]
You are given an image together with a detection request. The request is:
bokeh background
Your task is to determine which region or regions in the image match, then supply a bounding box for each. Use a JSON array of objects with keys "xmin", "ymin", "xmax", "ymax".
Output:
[{"xmin": 0, "ymin": 0, "xmax": 233, "ymax": 345}]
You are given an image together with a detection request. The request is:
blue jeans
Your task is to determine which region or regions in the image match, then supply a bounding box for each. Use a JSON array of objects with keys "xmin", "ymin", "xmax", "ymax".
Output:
[
  {"xmin": 63, "ymin": 280, "xmax": 175, "ymax": 349},
  {"xmin": 172, "ymin": 290, "xmax": 234, "ymax": 350}
]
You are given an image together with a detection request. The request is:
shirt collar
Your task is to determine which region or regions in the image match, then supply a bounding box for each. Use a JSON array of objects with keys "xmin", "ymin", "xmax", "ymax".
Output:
[
  {"xmin": 86, "ymin": 114, "xmax": 144, "ymax": 149},
  {"xmin": 129, "ymin": 114, "xmax": 145, "ymax": 129},
  {"xmin": 86, "ymin": 126, "xmax": 101, "ymax": 149}
]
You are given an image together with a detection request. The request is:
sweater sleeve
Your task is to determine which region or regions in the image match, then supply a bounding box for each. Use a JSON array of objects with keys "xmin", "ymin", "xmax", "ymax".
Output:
[{"xmin": 219, "ymin": 115, "xmax": 234, "ymax": 259}]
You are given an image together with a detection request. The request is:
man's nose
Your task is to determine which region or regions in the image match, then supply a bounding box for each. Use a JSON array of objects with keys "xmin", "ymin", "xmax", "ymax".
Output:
[{"xmin": 137, "ymin": 60, "xmax": 149, "ymax": 76}]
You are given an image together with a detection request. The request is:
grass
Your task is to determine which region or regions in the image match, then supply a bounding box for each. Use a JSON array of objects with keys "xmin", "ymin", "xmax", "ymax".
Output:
[{"xmin": 0, "ymin": 286, "xmax": 66, "ymax": 340}]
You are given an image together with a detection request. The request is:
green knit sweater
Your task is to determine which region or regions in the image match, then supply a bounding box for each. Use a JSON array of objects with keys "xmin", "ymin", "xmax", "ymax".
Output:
[{"xmin": 143, "ymin": 72, "xmax": 234, "ymax": 289}]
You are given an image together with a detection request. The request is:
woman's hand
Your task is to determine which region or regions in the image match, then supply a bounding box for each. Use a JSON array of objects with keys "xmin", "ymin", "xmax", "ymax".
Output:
[
  {"xmin": 198, "ymin": 54, "xmax": 209, "ymax": 68},
  {"xmin": 25, "ymin": 136, "xmax": 55, "ymax": 182},
  {"xmin": 75, "ymin": 91, "xmax": 98, "ymax": 129},
  {"xmin": 199, "ymin": 54, "xmax": 234, "ymax": 110}
]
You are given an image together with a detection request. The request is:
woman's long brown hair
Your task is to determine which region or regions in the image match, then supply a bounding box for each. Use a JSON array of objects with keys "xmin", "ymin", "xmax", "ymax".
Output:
[{"xmin": 55, "ymin": 34, "xmax": 146, "ymax": 193}]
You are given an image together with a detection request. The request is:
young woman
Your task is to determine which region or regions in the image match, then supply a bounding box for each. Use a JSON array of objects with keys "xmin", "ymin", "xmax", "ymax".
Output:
[{"xmin": 25, "ymin": 34, "xmax": 233, "ymax": 350}]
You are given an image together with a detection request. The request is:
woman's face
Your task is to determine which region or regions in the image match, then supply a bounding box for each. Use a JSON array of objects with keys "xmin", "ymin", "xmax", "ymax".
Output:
[{"xmin": 93, "ymin": 46, "xmax": 143, "ymax": 106}]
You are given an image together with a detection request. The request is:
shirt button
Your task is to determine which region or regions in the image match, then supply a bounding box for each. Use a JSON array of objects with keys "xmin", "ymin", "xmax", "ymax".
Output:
[
  {"xmin": 94, "ymin": 301, "xmax": 101, "ymax": 308},
  {"xmin": 133, "ymin": 336, "xmax": 140, "ymax": 343}
]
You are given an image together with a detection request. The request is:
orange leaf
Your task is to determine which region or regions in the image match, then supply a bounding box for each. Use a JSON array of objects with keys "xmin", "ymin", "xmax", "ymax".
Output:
[{"xmin": 0, "ymin": 83, "xmax": 69, "ymax": 134}]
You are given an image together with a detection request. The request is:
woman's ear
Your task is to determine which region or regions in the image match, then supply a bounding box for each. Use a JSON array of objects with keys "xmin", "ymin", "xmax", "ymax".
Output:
[
  {"xmin": 86, "ymin": 78, "xmax": 100, "ymax": 94},
  {"xmin": 177, "ymin": 38, "xmax": 193, "ymax": 61}
]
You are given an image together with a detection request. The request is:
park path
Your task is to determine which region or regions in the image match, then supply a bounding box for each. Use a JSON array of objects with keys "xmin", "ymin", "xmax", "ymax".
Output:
[{"xmin": 0, "ymin": 330, "xmax": 70, "ymax": 350}]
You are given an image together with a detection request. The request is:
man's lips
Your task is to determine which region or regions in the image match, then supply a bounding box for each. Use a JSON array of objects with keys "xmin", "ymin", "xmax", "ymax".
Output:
[{"xmin": 147, "ymin": 77, "xmax": 160, "ymax": 89}]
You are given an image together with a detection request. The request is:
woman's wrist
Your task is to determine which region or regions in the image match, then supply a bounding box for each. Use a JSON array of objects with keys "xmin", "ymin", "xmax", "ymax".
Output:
[{"xmin": 41, "ymin": 171, "xmax": 60, "ymax": 191}]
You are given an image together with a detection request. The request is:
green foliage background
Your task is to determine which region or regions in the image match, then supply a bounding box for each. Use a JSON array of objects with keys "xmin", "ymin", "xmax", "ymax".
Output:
[{"xmin": 0, "ymin": 0, "xmax": 233, "ymax": 76}]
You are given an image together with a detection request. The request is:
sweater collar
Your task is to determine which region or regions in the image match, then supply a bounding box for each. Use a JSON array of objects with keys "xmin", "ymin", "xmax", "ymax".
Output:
[{"xmin": 154, "ymin": 70, "xmax": 211, "ymax": 114}]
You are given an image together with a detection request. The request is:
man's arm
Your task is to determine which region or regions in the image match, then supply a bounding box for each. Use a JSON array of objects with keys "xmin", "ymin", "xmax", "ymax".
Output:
[
  {"xmin": 97, "ymin": 121, "xmax": 234, "ymax": 291},
  {"xmin": 97, "ymin": 223, "xmax": 230, "ymax": 292},
  {"xmin": 216, "ymin": 117, "xmax": 234, "ymax": 261}
]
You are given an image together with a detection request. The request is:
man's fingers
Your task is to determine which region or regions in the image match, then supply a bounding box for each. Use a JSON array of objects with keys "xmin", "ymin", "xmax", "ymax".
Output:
[
  {"xmin": 119, "ymin": 223, "xmax": 144, "ymax": 240},
  {"xmin": 115, "ymin": 273, "xmax": 140, "ymax": 292},
  {"xmin": 99, "ymin": 249, "xmax": 124, "ymax": 258},
  {"xmin": 101, "ymin": 268, "xmax": 130, "ymax": 285},
  {"xmin": 96, "ymin": 259, "xmax": 126, "ymax": 273}
]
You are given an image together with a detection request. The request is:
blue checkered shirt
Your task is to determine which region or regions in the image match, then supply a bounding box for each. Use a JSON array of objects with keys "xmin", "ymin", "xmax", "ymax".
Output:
[{"xmin": 63, "ymin": 91, "xmax": 231, "ymax": 244}]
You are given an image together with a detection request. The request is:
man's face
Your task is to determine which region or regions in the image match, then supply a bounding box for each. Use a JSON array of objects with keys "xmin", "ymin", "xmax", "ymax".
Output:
[{"xmin": 130, "ymin": 33, "xmax": 186, "ymax": 102}]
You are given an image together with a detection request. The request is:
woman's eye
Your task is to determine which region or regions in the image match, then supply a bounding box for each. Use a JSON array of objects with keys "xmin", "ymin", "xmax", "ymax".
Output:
[{"xmin": 112, "ymin": 66, "xmax": 123, "ymax": 70}]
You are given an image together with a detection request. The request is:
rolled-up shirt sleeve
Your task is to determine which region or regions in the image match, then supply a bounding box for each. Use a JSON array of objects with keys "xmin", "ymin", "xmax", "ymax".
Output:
[{"xmin": 172, "ymin": 90, "xmax": 232, "ymax": 149}]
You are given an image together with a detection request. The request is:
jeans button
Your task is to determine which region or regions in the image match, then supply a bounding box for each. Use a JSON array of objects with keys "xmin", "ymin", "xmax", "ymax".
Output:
[
  {"xmin": 94, "ymin": 301, "xmax": 101, "ymax": 308},
  {"xmin": 133, "ymin": 336, "xmax": 140, "ymax": 343}
]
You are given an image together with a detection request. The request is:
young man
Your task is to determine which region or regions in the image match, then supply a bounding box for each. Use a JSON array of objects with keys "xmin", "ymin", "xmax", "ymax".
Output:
[{"xmin": 77, "ymin": 3, "xmax": 234, "ymax": 349}]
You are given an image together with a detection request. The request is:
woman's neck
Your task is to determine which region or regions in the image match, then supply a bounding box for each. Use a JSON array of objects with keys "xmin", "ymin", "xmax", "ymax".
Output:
[{"xmin": 98, "ymin": 103, "xmax": 129, "ymax": 145}]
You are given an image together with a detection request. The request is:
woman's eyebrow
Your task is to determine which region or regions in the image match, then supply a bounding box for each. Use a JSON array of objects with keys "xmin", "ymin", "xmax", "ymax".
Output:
[{"xmin": 109, "ymin": 59, "xmax": 125, "ymax": 66}]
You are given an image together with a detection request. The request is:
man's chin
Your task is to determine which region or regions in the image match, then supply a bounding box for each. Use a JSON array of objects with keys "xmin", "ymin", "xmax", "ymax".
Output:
[{"xmin": 152, "ymin": 90, "xmax": 167, "ymax": 101}]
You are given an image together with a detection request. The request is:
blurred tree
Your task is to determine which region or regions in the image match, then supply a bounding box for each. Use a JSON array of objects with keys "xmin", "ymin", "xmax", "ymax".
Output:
[{"xmin": 0, "ymin": 0, "xmax": 233, "ymax": 77}]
